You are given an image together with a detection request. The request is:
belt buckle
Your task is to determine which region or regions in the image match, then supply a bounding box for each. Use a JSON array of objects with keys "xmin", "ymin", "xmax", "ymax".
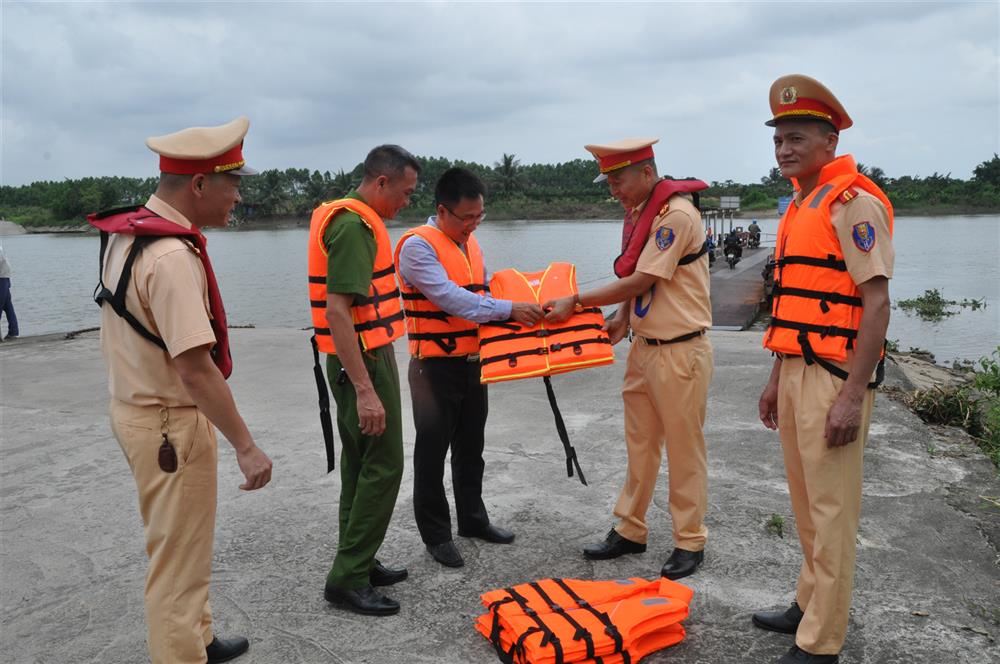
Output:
[{"xmin": 466, "ymin": 353, "xmax": 481, "ymax": 363}]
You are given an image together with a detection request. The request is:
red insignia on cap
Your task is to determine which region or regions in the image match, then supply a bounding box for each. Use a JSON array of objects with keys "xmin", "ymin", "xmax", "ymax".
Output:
[
  {"xmin": 159, "ymin": 143, "xmax": 247, "ymax": 175},
  {"xmin": 598, "ymin": 145, "xmax": 655, "ymax": 174}
]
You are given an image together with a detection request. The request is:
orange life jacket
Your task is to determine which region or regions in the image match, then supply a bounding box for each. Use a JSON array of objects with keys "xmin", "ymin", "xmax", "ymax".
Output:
[
  {"xmin": 393, "ymin": 224, "xmax": 487, "ymax": 358},
  {"xmin": 307, "ymin": 198, "xmax": 404, "ymax": 354},
  {"xmin": 476, "ymin": 576, "xmax": 693, "ymax": 664},
  {"xmin": 764, "ymin": 155, "xmax": 893, "ymax": 386},
  {"xmin": 478, "ymin": 263, "xmax": 614, "ymax": 384}
]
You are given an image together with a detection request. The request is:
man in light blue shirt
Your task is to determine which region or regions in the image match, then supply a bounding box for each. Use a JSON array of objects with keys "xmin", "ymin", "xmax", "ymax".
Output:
[{"xmin": 396, "ymin": 167, "xmax": 541, "ymax": 568}]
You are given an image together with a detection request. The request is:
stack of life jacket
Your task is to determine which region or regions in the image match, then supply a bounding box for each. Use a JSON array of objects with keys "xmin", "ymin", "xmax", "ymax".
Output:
[
  {"xmin": 478, "ymin": 263, "xmax": 616, "ymax": 485},
  {"xmin": 475, "ymin": 576, "xmax": 694, "ymax": 664}
]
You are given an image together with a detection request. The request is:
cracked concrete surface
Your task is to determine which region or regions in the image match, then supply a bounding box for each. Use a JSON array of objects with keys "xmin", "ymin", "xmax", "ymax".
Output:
[{"xmin": 1, "ymin": 329, "xmax": 998, "ymax": 663}]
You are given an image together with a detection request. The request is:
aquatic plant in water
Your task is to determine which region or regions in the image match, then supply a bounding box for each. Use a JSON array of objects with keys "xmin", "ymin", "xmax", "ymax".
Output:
[{"xmin": 895, "ymin": 288, "xmax": 987, "ymax": 321}]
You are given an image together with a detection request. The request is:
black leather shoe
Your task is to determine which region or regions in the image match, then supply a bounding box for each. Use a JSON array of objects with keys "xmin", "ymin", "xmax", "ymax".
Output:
[
  {"xmin": 324, "ymin": 583, "xmax": 400, "ymax": 616},
  {"xmin": 370, "ymin": 559, "xmax": 408, "ymax": 586},
  {"xmin": 458, "ymin": 523, "xmax": 515, "ymax": 544},
  {"xmin": 426, "ymin": 540, "xmax": 464, "ymax": 567},
  {"xmin": 753, "ymin": 601, "xmax": 803, "ymax": 634},
  {"xmin": 583, "ymin": 529, "xmax": 646, "ymax": 560},
  {"xmin": 777, "ymin": 645, "xmax": 839, "ymax": 663},
  {"xmin": 206, "ymin": 636, "xmax": 250, "ymax": 663},
  {"xmin": 659, "ymin": 548, "xmax": 704, "ymax": 580}
]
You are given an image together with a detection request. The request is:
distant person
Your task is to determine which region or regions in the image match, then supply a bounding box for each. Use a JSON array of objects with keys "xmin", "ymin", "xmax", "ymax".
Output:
[
  {"xmin": 394, "ymin": 167, "xmax": 542, "ymax": 568},
  {"xmin": 0, "ymin": 244, "xmax": 18, "ymax": 341},
  {"xmin": 307, "ymin": 145, "xmax": 417, "ymax": 616},
  {"xmin": 89, "ymin": 117, "xmax": 273, "ymax": 664},
  {"xmin": 724, "ymin": 229, "xmax": 743, "ymax": 258},
  {"xmin": 754, "ymin": 75, "xmax": 894, "ymax": 664},
  {"xmin": 748, "ymin": 219, "xmax": 762, "ymax": 246},
  {"xmin": 544, "ymin": 138, "xmax": 713, "ymax": 581}
]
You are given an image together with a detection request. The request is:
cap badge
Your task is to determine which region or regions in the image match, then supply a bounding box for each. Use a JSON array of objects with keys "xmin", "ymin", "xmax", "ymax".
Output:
[{"xmin": 780, "ymin": 86, "xmax": 798, "ymax": 105}]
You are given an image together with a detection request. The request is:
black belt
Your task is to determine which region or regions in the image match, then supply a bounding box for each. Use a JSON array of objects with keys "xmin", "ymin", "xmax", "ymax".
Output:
[
  {"xmin": 417, "ymin": 353, "xmax": 480, "ymax": 363},
  {"xmin": 639, "ymin": 330, "xmax": 705, "ymax": 346}
]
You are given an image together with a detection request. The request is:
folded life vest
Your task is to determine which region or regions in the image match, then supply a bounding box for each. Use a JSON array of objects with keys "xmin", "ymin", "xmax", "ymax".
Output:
[
  {"xmin": 764, "ymin": 155, "xmax": 894, "ymax": 388},
  {"xmin": 476, "ymin": 576, "xmax": 693, "ymax": 664},
  {"xmin": 88, "ymin": 205, "xmax": 232, "ymax": 378},
  {"xmin": 478, "ymin": 263, "xmax": 615, "ymax": 485},
  {"xmin": 393, "ymin": 224, "xmax": 487, "ymax": 357},
  {"xmin": 479, "ymin": 263, "xmax": 614, "ymax": 383},
  {"xmin": 614, "ymin": 178, "xmax": 709, "ymax": 278}
]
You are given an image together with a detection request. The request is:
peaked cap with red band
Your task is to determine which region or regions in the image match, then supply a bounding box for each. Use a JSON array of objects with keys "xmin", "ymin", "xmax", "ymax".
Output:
[
  {"xmin": 146, "ymin": 116, "xmax": 257, "ymax": 175},
  {"xmin": 584, "ymin": 138, "xmax": 659, "ymax": 183},
  {"xmin": 765, "ymin": 74, "xmax": 852, "ymax": 131}
]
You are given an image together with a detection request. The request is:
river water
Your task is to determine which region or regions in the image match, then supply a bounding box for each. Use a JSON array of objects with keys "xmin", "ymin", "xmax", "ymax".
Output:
[{"xmin": 2, "ymin": 215, "xmax": 997, "ymax": 364}]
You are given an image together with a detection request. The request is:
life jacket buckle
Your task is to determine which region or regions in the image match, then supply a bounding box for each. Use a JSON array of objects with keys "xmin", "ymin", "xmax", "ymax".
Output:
[
  {"xmin": 550, "ymin": 343, "xmax": 562, "ymax": 352},
  {"xmin": 508, "ymin": 357, "xmax": 518, "ymax": 368},
  {"xmin": 572, "ymin": 345, "xmax": 583, "ymax": 356}
]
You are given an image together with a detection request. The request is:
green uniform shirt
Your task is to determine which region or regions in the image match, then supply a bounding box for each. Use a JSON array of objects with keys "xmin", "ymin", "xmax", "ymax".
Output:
[{"xmin": 324, "ymin": 190, "xmax": 377, "ymax": 298}]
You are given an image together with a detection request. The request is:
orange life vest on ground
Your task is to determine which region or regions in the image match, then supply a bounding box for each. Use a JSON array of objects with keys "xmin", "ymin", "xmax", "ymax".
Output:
[
  {"xmin": 478, "ymin": 263, "xmax": 614, "ymax": 384},
  {"xmin": 393, "ymin": 225, "xmax": 487, "ymax": 358},
  {"xmin": 476, "ymin": 576, "xmax": 694, "ymax": 664},
  {"xmin": 764, "ymin": 155, "xmax": 893, "ymax": 385},
  {"xmin": 307, "ymin": 198, "xmax": 404, "ymax": 354}
]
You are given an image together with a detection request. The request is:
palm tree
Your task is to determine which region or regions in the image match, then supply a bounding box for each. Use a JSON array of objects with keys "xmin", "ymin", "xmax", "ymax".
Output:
[{"xmin": 492, "ymin": 153, "xmax": 526, "ymax": 197}]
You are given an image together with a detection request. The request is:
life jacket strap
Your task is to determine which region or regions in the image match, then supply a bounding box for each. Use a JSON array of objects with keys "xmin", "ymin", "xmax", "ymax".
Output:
[
  {"xmin": 776, "ymin": 253, "xmax": 847, "ymax": 271},
  {"xmin": 309, "ymin": 335, "xmax": 336, "ymax": 472},
  {"xmin": 543, "ymin": 376, "xmax": 588, "ymax": 486},
  {"xmin": 796, "ymin": 332, "xmax": 885, "ymax": 389},
  {"xmin": 550, "ymin": 578, "xmax": 625, "ymax": 654},
  {"xmin": 677, "ymin": 240, "xmax": 709, "ymax": 266},
  {"xmin": 479, "ymin": 337, "xmax": 611, "ymax": 368},
  {"xmin": 93, "ymin": 233, "xmax": 168, "ymax": 351},
  {"xmin": 528, "ymin": 581, "xmax": 596, "ymax": 660},
  {"xmin": 505, "ymin": 586, "xmax": 564, "ymax": 664},
  {"xmin": 479, "ymin": 322, "xmax": 605, "ymax": 347},
  {"xmin": 408, "ymin": 329, "xmax": 478, "ymax": 355},
  {"xmin": 354, "ymin": 287, "xmax": 402, "ymax": 307},
  {"xmin": 769, "ymin": 317, "xmax": 857, "ymax": 341},
  {"xmin": 771, "ymin": 286, "xmax": 862, "ymax": 314},
  {"xmin": 402, "ymin": 283, "xmax": 487, "ymax": 301},
  {"xmin": 352, "ymin": 309, "xmax": 405, "ymax": 333}
]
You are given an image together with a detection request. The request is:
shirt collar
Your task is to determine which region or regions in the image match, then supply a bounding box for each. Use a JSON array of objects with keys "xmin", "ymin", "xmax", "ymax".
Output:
[{"xmin": 145, "ymin": 194, "xmax": 194, "ymax": 230}]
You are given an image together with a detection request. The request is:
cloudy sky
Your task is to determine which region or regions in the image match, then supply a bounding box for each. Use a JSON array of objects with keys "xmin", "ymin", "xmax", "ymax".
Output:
[{"xmin": 2, "ymin": 1, "xmax": 997, "ymax": 187}]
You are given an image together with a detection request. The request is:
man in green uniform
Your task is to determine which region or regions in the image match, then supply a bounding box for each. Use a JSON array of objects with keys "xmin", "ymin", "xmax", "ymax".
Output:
[{"xmin": 314, "ymin": 145, "xmax": 420, "ymax": 616}]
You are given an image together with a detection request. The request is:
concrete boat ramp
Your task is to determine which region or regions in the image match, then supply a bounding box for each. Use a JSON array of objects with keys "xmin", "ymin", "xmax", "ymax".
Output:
[{"xmin": 1, "ymin": 329, "xmax": 998, "ymax": 663}]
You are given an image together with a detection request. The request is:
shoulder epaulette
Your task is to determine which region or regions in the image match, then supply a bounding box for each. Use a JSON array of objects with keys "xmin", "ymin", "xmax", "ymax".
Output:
[{"xmin": 837, "ymin": 188, "xmax": 859, "ymax": 205}]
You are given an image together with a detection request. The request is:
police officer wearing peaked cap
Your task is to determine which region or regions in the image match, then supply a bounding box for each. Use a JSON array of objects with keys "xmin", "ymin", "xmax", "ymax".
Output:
[
  {"xmin": 753, "ymin": 75, "xmax": 895, "ymax": 664},
  {"xmin": 94, "ymin": 116, "xmax": 272, "ymax": 664},
  {"xmin": 546, "ymin": 137, "xmax": 714, "ymax": 582}
]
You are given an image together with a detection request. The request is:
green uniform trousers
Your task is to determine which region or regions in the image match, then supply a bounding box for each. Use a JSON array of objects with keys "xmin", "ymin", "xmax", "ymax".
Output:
[{"xmin": 326, "ymin": 344, "xmax": 404, "ymax": 589}]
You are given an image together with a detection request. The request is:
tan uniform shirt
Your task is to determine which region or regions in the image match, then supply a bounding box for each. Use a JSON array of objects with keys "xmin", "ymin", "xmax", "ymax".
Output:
[
  {"xmin": 629, "ymin": 194, "xmax": 712, "ymax": 339},
  {"xmin": 100, "ymin": 195, "xmax": 216, "ymax": 406},
  {"xmin": 826, "ymin": 189, "xmax": 894, "ymax": 284}
]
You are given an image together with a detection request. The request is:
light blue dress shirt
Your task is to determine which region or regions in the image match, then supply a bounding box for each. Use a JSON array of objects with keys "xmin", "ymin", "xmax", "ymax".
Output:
[{"xmin": 396, "ymin": 217, "xmax": 513, "ymax": 323}]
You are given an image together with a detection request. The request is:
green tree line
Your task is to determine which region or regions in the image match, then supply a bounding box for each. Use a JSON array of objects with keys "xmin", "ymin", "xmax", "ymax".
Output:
[{"xmin": 3, "ymin": 154, "xmax": 999, "ymax": 227}]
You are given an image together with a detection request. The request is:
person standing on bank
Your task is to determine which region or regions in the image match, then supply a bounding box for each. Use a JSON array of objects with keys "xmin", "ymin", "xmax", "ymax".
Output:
[
  {"xmin": 0, "ymin": 244, "xmax": 19, "ymax": 341},
  {"xmin": 394, "ymin": 167, "xmax": 543, "ymax": 568},
  {"xmin": 545, "ymin": 139, "xmax": 713, "ymax": 581},
  {"xmin": 753, "ymin": 75, "xmax": 894, "ymax": 664},
  {"xmin": 307, "ymin": 145, "xmax": 417, "ymax": 616},
  {"xmin": 90, "ymin": 117, "xmax": 273, "ymax": 664}
]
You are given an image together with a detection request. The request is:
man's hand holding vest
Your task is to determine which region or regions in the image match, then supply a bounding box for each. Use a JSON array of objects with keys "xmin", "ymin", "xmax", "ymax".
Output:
[
  {"xmin": 543, "ymin": 295, "xmax": 577, "ymax": 324},
  {"xmin": 510, "ymin": 301, "xmax": 544, "ymax": 326}
]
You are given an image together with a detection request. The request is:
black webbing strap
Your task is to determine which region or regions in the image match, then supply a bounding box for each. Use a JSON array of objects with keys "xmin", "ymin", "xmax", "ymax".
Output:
[
  {"xmin": 770, "ymin": 317, "xmax": 857, "ymax": 341},
  {"xmin": 772, "ymin": 286, "xmax": 863, "ymax": 314},
  {"xmin": 479, "ymin": 323, "xmax": 605, "ymax": 347},
  {"xmin": 776, "ymin": 254, "xmax": 847, "ymax": 271},
  {"xmin": 504, "ymin": 586, "xmax": 564, "ymax": 664},
  {"xmin": 354, "ymin": 287, "xmax": 401, "ymax": 307},
  {"xmin": 480, "ymin": 337, "xmax": 611, "ymax": 368},
  {"xmin": 551, "ymin": 579, "xmax": 626, "ymax": 657},
  {"xmin": 402, "ymin": 283, "xmax": 487, "ymax": 301},
  {"xmin": 93, "ymin": 233, "xmax": 167, "ymax": 350},
  {"xmin": 543, "ymin": 376, "xmax": 587, "ymax": 486},
  {"xmin": 372, "ymin": 264, "xmax": 395, "ymax": 279},
  {"xmin": 308, "ymin": 275, "xmax": 325, "ymax": 284},
  {"xmin": 352, "ymin": 309, "xmax": 405, "ymax": 333},
  {"xmin": 797, "ymin": 332, "xmax": 885, "ymax": 390},
  {"xmin": 402, "ymin": 309, "xmax": 452, "ymax": 320},
  {"xmin": 529, "ymin": 582, "xmax": 595, "ymax": 660},
  {"xmin": 310, "ymin": 335, "xmax": 336, "ymax": 472},
  {"xmin": 409, "ymin": 328, "xmax": 478, "ymax": 355},
  {"xmin": 639, "ymin": 330, "xmax": 704, "ymax": 346},
  {"xmin": 677, "ymin": 240, "xmax": 709, "ymax": 266}
]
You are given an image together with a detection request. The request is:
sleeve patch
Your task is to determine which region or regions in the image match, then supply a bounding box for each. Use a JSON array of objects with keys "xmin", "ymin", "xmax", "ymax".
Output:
[
  {"xmin": 851, "ymin": 221, "xmax": 876, "ymax": 252},
  {"xmin": 838, "ymin": 188, "xmax": 858, "ymax": 205},
  {"xmin": 655, "ymin": 226, "xmax": 675, "ymax": 250}
]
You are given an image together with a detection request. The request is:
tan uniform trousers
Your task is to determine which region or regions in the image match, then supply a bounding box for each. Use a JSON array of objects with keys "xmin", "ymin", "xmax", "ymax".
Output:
[
  {"xmin": 614, "ymin": 334, "xmax": 713, "ymax": 549},
  {"xmin": 777, "ymin": 357, "xmax": 874, "ymax": 655},
  {"xmin": 111, "ymin": 400, "xmax": 218, "ymax": 664}
]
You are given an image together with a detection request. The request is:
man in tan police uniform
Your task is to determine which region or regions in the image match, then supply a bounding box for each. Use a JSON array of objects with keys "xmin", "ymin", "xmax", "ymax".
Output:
[
  {"xmin": 95, "ymin": 117, "xmax": 272, "ymax": 664},
  {"xmin": 545, "ymin": 139, "xmax": 713, "ymax": 580},
  {"xmin": 753, "ymin": 76, "xmax": 894, "ymax": 664}
]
